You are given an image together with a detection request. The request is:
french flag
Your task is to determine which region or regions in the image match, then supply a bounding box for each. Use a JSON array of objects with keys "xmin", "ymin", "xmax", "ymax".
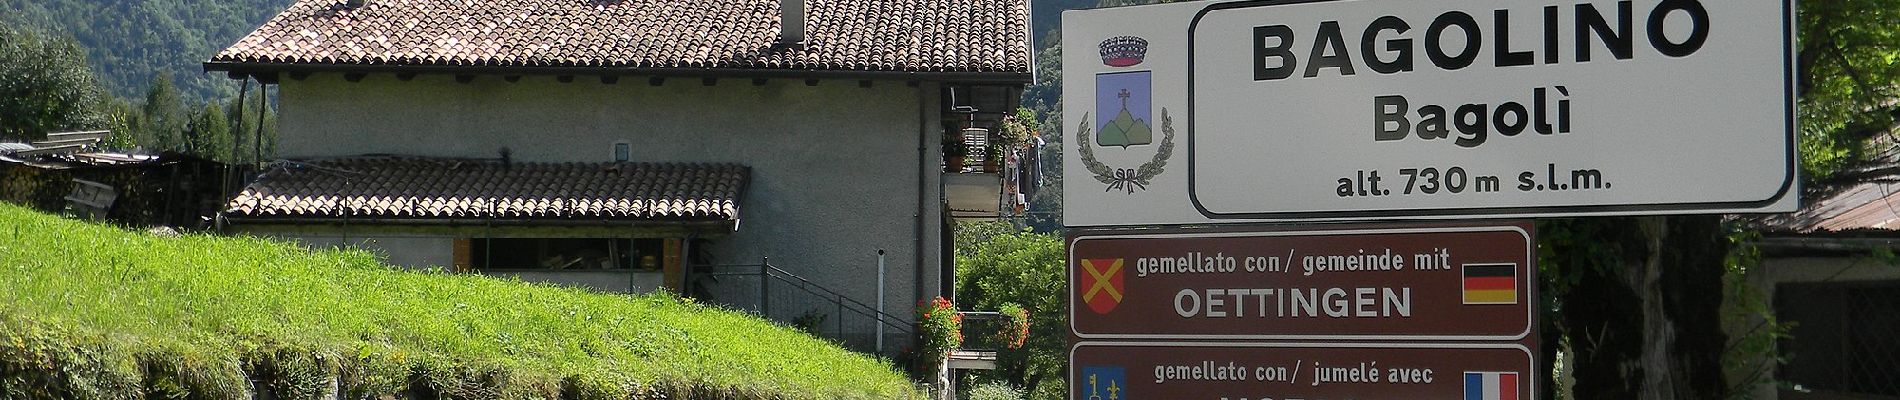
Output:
[{"xmin": 1464, "ymin": 371, "xmax": 1519, "ymax": 400}]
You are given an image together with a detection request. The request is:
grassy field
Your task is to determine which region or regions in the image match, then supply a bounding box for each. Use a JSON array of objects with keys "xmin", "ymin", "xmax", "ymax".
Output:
[{"xmin": 0, "ymin": 203, "xmax": 923, "ymax": 399}]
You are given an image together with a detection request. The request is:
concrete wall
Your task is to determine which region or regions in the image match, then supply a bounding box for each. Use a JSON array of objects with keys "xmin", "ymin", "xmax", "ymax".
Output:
[
  {"xmin": 490, "ymin": 270, "xmax": 665, "ymax": 293},
  {"xmin": 266, "ymin": 73, "xmax": 945, "ymax": 331},
  {"xmin": 269, "ymin": 234, "xmax": 455, "ymax": 269},
  {"xmin": 252, "ymin": 231, "xmax": 668, "ymax": 293}
]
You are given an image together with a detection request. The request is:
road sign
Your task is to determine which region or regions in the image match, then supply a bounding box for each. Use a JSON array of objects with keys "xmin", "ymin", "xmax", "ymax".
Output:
[
  {"xmin": 1070, "ymin": 342, "xmax": 1536, "ymax": 400},
  {"xmin": 1062, "ymin": 0, "xmax": 1797, "ymax": 226},
  {"xmin": 1070, "ymin": 222, "xmax": 1534, "ymax": 340}
]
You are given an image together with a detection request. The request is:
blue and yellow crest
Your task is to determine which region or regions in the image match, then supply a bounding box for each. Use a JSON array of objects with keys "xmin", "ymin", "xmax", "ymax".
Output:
[
  {"xmin": 1079, "ymin": 365, "xmax": 1128, "ymax": 400},
  {"xmin": 1095, "ymin": 72, "xmax": 1153, "ymax": 148}
]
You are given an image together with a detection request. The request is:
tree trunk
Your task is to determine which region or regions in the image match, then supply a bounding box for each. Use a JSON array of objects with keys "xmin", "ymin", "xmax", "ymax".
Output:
[{"xmin": 1550, "ymin": 216, "xmax": 1729, "ymax": 400}]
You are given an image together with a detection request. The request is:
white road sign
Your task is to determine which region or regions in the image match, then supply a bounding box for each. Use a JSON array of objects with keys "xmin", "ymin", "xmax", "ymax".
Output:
[{"xmin": 1062, "ymin": 0, "xmax": 1796, "ymax": 226}]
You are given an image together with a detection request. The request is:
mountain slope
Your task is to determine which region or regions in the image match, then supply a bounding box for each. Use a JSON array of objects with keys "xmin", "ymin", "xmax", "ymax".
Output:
[{"xmin": 0, "ymin": 0, "xmax": 289, "ymax": 102}]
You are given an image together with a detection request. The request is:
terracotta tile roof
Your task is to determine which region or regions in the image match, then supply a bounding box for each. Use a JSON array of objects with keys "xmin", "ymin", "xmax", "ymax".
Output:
[
  {"xmin": 226, "ymin": 157, "xmax": 746, "ymax": 221},
  {"xmin": 209, "ymin": 0, "xmax": 1029, "ymax": 75}
]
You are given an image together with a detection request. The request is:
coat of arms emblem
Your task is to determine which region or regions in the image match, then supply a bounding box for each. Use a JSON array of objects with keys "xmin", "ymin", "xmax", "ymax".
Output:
[{"xmin": 1079, "ymin": 36, "xmax": 1173, "ymax": 194}]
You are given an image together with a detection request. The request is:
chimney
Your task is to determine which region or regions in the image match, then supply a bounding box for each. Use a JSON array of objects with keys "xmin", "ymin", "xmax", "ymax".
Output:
[{"xmin": 780, "ymin": 0, "xmax": 805, "ymax": 46}]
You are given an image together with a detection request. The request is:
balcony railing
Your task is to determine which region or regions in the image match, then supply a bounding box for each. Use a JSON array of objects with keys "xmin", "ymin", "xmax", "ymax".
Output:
[{"xmin": 948, "ymin": 311, "xmax": 1012, "ymax": 370}]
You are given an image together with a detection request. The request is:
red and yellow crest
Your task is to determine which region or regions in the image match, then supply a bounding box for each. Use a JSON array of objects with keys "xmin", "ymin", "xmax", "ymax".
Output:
[{"xmin": 1080, "ymin": 258, "xmax": 1125, "ymax": 314}]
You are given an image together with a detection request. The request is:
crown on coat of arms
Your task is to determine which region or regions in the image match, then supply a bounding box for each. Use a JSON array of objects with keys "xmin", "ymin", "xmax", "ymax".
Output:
[{"xmin": 1099, "ymin": 36, "xmax": 1147, "ymax": 67}]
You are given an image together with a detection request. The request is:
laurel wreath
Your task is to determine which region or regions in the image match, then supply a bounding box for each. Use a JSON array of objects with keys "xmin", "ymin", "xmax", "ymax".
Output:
[{"xmin": 1076, "ymin": 108, "xmax": 1175, "ymax": 193}]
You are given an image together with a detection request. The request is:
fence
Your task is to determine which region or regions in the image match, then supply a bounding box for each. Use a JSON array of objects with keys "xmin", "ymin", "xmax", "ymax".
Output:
[{"xmin": 692, "ymin": 260, "xmax": 913, "ymax": 356}]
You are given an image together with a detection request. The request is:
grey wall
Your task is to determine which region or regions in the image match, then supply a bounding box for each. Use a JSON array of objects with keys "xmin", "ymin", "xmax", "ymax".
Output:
[{"xmin": 269, "ymin": 73, "xmax": 944, "ymax": 329}]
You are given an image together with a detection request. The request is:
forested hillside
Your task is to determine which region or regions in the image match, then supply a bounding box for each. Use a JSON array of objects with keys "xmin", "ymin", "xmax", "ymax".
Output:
[
  {"xmin": 0, "ymin": 0, "xmax": 1095, "ymax": 120},
  {"xmin": 0, "ymin": 0, "xmax": 290, "ymax": 102}
]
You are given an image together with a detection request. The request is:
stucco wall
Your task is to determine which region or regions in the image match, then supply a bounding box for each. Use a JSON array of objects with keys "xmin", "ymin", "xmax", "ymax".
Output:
[{"xmin": 267, "ymin": 73, "xmax": 944, "ymax": 331}]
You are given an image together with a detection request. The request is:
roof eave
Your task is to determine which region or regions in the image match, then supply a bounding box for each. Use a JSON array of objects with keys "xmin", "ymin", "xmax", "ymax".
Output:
[
  {"xmin": 202, "ymin": 61, "xmax": 1032, "ymax": 85},
  {"xmin": 223, "ymin": 217, "xmax": 740, "ymax": 238}
]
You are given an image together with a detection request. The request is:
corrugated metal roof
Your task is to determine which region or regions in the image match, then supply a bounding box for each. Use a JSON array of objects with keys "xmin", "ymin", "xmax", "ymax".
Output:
[{"xmin": 1755, "ymin": 180, "xmax": 1900, "ymax": 233}]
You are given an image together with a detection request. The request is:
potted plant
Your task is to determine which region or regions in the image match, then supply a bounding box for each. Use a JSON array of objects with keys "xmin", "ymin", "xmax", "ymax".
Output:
[
  {"xmin": 994, "ymin": 303, "xmax": 1030, "ymax": 349},
  {"xmin": 943, "ymin": 135, "xmax": 968, "ymax": 172},
  {"xmin": 987, "ymin": 109, "xmax": 1035, "ymax": 173},
  {"xmin": 915, "ymin": 296, "xmax": 962, "ymax": 369}
]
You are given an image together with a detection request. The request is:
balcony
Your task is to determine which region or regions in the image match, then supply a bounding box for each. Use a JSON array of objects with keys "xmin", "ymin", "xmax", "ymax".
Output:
[{"xmin": 943, "ymin": 125, "xmax": 1040, "ymax": 220}]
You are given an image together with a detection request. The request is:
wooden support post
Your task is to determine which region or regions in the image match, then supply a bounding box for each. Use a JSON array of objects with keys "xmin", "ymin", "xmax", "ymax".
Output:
[
  {"xmin": 452, "ymin": 238, "xmax": 472, "ymax": 272},
  {"xmin": 663, "ymin": 238, "xmax": 683, "ymax": 292}
]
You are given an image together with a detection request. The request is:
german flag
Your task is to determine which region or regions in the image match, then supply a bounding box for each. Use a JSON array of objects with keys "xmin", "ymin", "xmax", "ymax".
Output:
[{"xmin": 1462, "ymin": 264, "xmax": 1517, "ymax": 305}]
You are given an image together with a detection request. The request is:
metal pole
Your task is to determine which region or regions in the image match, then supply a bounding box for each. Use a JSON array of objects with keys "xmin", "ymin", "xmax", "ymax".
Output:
[
  {"xmin": 877, "ymin": 249, "xmax": 887, "ymax": 353},
  {"xmin": 760, "ymin": 257, "xmax": 770, "ymax": 318}
]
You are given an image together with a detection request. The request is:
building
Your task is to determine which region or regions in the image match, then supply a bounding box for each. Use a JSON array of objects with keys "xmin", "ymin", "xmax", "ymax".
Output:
[
  {"xmin": 205, "ymin": 0, "xmax": 1029, "ymax": 355},
  {"xmin": 1740, "ymin": 173, "xmax": 1900, "ymax": 399}
]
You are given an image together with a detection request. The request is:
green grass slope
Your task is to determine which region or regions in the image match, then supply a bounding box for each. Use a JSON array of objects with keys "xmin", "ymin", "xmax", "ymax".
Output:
[{"xmin": 0, "ymin": 203, "xmax": 921, "ymax": 400}]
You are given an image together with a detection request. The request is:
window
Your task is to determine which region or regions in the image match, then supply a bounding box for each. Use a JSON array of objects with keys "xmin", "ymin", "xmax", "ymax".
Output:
[
  {"xmin": 613, "ymin": 141, "xmax": 631, "ymax": 162},
  {"xmin": 468, "ymin": 238, "xmax": 664, "ymax": 270},
  {"xmin": 1777, "ymin": 280, "xmax": 1900, "ymax": 397}
]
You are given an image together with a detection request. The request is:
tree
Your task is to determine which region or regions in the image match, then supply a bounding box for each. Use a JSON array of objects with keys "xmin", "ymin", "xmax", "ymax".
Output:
[
  {"xmin": 1796, "ymin": 0, "xmax": 1900, "ymax": 185},
  {"xmin": 138, "ymin": 73, "xmax": 186, "ymax": 151},
  {"xmin": 1539, "ymin": 216, "xmax": 1732, "ymax": 399},
  {"xmin": 0, "ymin": 23, "xmax": 108, "ymax": 141},
  {"xmin": 189, "ymin": 101, "xmax": 231, "ymax": 161},
  {"xmin": 955, "ymin": 223, "xmax": 1067, "ymax": 399},
  {"xmin": 98, "ymin": 99, "xmax": 139, "ymax": 149},
  {"xmin": 0, "ymin": 0, "xmax": 292, "ymax": 101},
  {"xmin": 1542, "ymin": 2, "xmax": 1900, "ymax": 399}
]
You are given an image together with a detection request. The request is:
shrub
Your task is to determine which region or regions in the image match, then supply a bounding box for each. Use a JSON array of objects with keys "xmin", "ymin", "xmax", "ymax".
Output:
[
  {"xmin": 955, "ymin": 228, "xmax": 1066, "ymax": 398},
  {"xmin": 965, "ymin": 381, "xmax": 1024, "ymax": 400}
]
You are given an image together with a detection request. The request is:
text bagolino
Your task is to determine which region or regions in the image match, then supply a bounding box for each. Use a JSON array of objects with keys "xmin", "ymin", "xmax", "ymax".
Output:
[{"xmin": 1250, "ymin": 0, "xmax": 1709, "ymax": 148}]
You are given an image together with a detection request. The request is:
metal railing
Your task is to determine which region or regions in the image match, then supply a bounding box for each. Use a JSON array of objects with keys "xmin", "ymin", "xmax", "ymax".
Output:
[
  {"xmin": 693, "ymin": 259, "xmax": 913, "ymax": 355},
  {"xmin": 954, "ymin": 311, "xmax": 1006, "ymax": 354}
]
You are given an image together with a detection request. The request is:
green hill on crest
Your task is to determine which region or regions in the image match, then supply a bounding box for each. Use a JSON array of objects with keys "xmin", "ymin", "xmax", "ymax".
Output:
[{"xmin": 1098, "ymin": 107, "xmax": 1152, "ymax": 148}]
